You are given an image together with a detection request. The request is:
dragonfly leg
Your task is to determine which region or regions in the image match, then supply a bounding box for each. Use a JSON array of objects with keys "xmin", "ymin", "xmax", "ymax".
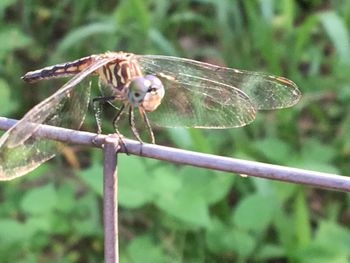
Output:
[
  {"xmin": 92, "ymin": 95, "xmax": 117, "ymax": 134},
  {"xmin": 112, "ymin": 103, "xmax": 125, "ymax": 131},
  {"xmin": 139, "ymin": 108, "xmax": 155, "ymax": 144},
  {"xmin": 128, "ymin": 106, "xmax": 143, "ymax": 143},
  {"xmin": 111, "ymin": 104, "xmax": 130, "ymax": 154}
]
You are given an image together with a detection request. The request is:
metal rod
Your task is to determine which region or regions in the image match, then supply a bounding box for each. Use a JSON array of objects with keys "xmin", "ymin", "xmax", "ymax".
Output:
[
  {"xmin": 103, "ymin": 137, "xmax": 120, "ymax": 263},
  {"xmin": 1, "ymin": 117, "xmax": 349, "ymax": 192}
]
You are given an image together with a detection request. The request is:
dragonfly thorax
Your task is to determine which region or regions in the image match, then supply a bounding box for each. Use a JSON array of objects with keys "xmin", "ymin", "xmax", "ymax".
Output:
[
  {"xmin": 128, "ymin": 75, "xmax": 165, "ymax": 112},
  {"xmin": 98, "ymin": 52, "xmax": 143, "ymax": 92}
]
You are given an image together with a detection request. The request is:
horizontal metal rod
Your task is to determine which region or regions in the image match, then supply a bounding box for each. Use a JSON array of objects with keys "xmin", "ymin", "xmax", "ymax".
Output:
[{"xmin": 0, "ymin": 116, "xmax": 349, "ymax": 192}]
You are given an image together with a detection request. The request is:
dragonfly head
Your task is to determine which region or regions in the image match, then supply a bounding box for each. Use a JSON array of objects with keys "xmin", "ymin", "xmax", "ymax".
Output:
[{"xmin": 128, "ymin": 75, "xmax": 165, "ymax": 111}]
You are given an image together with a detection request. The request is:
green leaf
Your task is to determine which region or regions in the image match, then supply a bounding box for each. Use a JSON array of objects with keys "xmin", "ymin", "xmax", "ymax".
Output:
[
  {"xmin": 0, "ymin": 78, "xmax": 17, "ymax": 115},
  {"xmin": 255, "ymin": 244, "xmax": 285, "ymax": 261},
  {"xmin": 0, "ymin": 0, "xmax": 16, "ymax": 17},
  {"xmin": 55, "ymin": 183, "xmax": 78, "ymax": 213},
  {"xmin": 0, "ymin": 27, "xmax": 31, "ymax": 59},
  {"xmin": 150, "ymin": 167, "xmax": 182, "ymax": 198},
  {"xmin": 203, "ymin": 171, "xmax": 235, "ymax": 204},
  {"xmin": 293, "ymin": 188, "xmax": 311, "ymax": 246},
  {"xmin": 207, "ymin": 217, "xmax": 256, "ymax": 258},
  {"xmin": 72, "ymin": 194, "xmax": 101, "ymax": 236},
  {"xmin": 295, "ymin": 138, "xmax": 339, "ymax": 173},
  {"xmin": 127, "ymin": 235, "xmax": 166, "ymax": 263},
  {"xmin": 118, "ymin": 155, "xmax": 154, "ymax": 208},
  {"xmin": 166, "ymin": 127, "xmax": 193, "ymax": 149},
  {"xmin": 155, "ymin": 188, "xmax": 210, "ymax": 227},
  {"xmin": 301, "ymin": 139, "xmax": 337, "ymax": 163},
  {"xmin": 273, "ymin": 208, "xmax": 297, "ymax": 253},
  {"xmin": 254, "ymin": 137, "xmax": 292, "ymax": 163},
  {"xmin": 153, "ymin": 166, "xmax": 233, "ymax": 227},
  {"xmin": 20, "ymin": 184, "xmax": 57, "ymax": 215},
  {"xmin": 113, "ymin": 0, "xmax": 150, "ymax": 37},
  {"xmin": 0, "ymin": 220, "xmax": 32, "ymax": 244},
  {"xmin": 315, "ymin": 221, "xmax": 350, "ymax": 253},
  {"xmin": 78, "ymin": 163, "xmax": 103, "ymax": 196},
  {"xmin": 25, "ymin": 216, "xmax": 51, "ymax": 233},
  {"xmin": 164, "ymin": 193, "xmax": 210, "ymax": 227},
  {"xmin": 319, "ymin": 11, "xmax": 350, "ymax": 65},
  {"xmin": 231, "ymin": 193, "xmax": 278, "ymax": 232},
  {"xmin": 150, "ymin": 166, "xmax": 208, "ymax": 227},
  {"xmin": 294, "ymin": 221, "xmax": 350, "ymax": 263},
  {"xmin": 149, "ymin": 29, "xmax": 177, "ymax": 56},
  {"xmin": 295, "ymin": 243, "xmax": 348, "ymax": 263},
  {"xmin": 51, "ymin": 22, "xmax": 116, "ymax": 61}
]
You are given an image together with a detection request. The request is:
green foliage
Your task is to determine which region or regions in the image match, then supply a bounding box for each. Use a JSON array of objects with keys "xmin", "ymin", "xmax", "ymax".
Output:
[{"xmin": 1, "ymin": 0, "xmax": 350, "ymax": 262}]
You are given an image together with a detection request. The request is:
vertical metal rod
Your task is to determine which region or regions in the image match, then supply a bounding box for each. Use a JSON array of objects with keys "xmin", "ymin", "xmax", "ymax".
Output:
[{"xmin": 103, "ymin": 138, "xmax": 120, "ymax": 263}]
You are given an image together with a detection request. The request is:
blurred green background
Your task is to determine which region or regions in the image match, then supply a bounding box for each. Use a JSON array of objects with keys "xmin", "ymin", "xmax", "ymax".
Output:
[{"xmin": 1, "ymin": 0, "xmax": 350, "ymax": 262}]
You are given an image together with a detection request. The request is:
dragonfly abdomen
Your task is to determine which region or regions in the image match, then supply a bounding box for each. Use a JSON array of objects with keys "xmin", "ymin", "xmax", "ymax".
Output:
[{"xmin": 21, "ymin": 55, "xmax": 97, "ymax": 83}]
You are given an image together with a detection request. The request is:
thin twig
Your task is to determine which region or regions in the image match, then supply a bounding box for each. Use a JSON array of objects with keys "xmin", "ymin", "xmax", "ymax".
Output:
[{"xmin": 0, "ymin": 116, "xmax": 349, "ymax": 192}]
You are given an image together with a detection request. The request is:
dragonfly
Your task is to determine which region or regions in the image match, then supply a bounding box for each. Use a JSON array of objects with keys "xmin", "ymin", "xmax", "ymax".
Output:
[{"xmin": 0, "ymin": 51, "xmax": 301, "ymax": 180}]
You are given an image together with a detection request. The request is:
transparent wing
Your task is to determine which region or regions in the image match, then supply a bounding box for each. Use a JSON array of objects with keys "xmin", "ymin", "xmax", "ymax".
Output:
[
  {"xmin": 137, "ymin": 55, "xmax": 259, "ymax": 128},
  {"xmin": 0, "ymin": 57, "xmax": 116, "ymax": 180},
  {"xmin": 136, "ymin": 55, "xmax": 301, "ymax": 128}
]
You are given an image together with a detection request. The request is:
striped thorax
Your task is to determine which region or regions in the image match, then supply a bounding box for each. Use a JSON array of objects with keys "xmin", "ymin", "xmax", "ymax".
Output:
[{"xmin": 97, "ymin": 52, "xmax": 142, "ymax": 91}]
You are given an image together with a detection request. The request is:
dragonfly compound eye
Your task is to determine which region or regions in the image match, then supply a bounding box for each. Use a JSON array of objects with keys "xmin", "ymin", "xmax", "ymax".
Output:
[
  {"xmin": 128, "ymin": 76, "xmax": 151, "ymax": 106},
  {"xmin": 127, "ymin": 75, "xmax": 164, "ymax": 111},
  {"xmin": 140, "ymin": 75, "xmax": 165, "ymax": 112}
]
